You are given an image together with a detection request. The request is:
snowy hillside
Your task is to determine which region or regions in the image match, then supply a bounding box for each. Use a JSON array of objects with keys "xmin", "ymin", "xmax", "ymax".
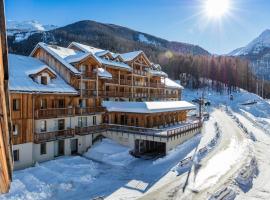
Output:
[
  {"xmin": 7, "ymin": 20, "xmax": 57, "ymax": 42},
  {"xmin": 228, "ymin": 29, "xmax": 270, "ymax": 56}
]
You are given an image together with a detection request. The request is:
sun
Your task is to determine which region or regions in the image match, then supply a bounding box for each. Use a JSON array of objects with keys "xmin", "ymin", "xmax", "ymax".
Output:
[{"xmin": 204, "ymin": 0, "xmax": 231, "ymax": 18}]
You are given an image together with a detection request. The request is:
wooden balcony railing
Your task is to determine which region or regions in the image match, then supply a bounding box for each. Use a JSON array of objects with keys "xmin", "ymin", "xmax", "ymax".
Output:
[
  {"xmin": 35, "ymin": 108, "xmax": 73, "ymax": 119},
  {"xmin": 34, "ymin": 129, "xmax": 75, "ymax": 143},
  {"xmin": 75, "ymin": 107, "xmax": 105, "ymax": 115},
  {"xmin": 82, "ymin": 72, "xmax": 97, "ymax": 79},
  {"xmin": 106, "ymin": 78, "xmax": 119, "ymax": 84},
  {"xmin": 75, "ymin": 125, "xmax": 106, "ymax": 135},
  {"xmin": 81, "ymin": 89, "xmax": 97, "ymax": 97},
  {"xmin": 149, "ymin": 82, "xmax": 165, "ymax": 88},
  {"xmin": 133, "ymin": 70, "xmax": 147, "ymax": 76},
  {"xmin": 105, "ymin": 122, "xmax": 202, "ymax": 138},
  {"xmin": 134, "ymin": 81, "xmax": 147, "ymax": 87},
  {"xmin": 120, "ymin": 79, "xmax": 132, "ymax": 86}
]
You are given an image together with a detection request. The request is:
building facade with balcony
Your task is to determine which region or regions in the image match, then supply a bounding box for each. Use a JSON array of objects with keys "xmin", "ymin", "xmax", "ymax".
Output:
[{"xmin": 9, "ymin": 42, "xmax": 200, "ymax": 170}]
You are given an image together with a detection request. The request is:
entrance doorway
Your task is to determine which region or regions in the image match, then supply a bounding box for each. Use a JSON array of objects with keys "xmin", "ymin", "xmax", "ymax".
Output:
[
  {"xmin": 54, "ymin": 140, "xmax": 65, "ymax": 157},
  {"xmin": 70, "ymin": 139, "xmax": 78, "ymax": 154}
]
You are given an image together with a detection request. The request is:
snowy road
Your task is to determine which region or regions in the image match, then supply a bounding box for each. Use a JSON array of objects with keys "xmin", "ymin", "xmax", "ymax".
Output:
[{"xmin": 139, "ymin": 109, "xmax": 252, "ymax": 200}]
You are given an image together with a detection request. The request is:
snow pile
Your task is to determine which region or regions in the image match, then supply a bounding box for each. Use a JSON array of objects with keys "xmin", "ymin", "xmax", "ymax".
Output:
[
  {"xmin": 225, "ymin": 108, "xmax": 257, "ymax": 141},
  {"xmin": 83, "ymin": 139, "xmax": 136, "ymax": 166},
  {"xmin": 190, "ymin": 137, "xmax": 249, "ymax": 191},
  {"xmin": 235, "ymin": 157, "xmax": 258, "ymax": 192},
  {"xmin": 0, "ymin": 156, "xmax": 99, "ymax": 200},
  {"xmin": 209, "ymin": 186, "xmax": 237, "ymax": 200},
  {"xmin": 172, "ymin": 122, "xmax": 221, "ymax": 174}
]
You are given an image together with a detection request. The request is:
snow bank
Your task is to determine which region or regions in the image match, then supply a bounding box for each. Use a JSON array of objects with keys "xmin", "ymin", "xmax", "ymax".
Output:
[
  {"xmin": 172, "ymin": 122, "xmax": 221, "ymax": 175},
  {"xmin": 0, "ymin": 156, "xmax": 99, "ymax": 200},
  {"xmin": 83, "ymin": 139, "xmax": 136, "ymax": 167}
]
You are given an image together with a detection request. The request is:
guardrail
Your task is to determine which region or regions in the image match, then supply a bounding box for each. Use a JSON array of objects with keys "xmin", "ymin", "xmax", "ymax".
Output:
[
  {"xmin": 35, "ymin": 108, "xmax": 73, "ymax": 119},
  {"xmin": 34, "ymin": 129, "xmax": 75, "ymax": 143}
]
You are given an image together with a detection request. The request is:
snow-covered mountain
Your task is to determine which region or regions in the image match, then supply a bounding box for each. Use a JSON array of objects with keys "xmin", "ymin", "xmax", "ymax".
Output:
[
  {"xmin": 7, "ymin": 20, "xmax": 57, "ymax": 42},
  {"xmin": 228, "ymin": 29, "xmax": 270, "ymax": 56}
]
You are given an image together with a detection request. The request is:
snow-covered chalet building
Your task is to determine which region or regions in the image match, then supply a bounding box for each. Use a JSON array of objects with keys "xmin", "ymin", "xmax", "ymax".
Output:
[{"xmin": 9, "ymin": 42, "xmax": 201, "ymax": 170}]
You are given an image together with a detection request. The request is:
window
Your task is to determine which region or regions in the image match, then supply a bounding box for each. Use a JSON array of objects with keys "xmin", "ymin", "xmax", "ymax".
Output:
[
  {"xmin": 40, "ymin": 99, "xmax": 47, "ymax": 109},
  {"xmin": 93, "ymin": 116, "xmax": 96, "ymax": 125},
  {"xmin": 58, "ymin": 99, "xmax": 65, "ymax": 108},
  {"xmin": 40, "ymin": 120, "xmax": 47, "ymax": 132},
  {"xmin": 58, "ymin": 119, "xmax": 65, "ymax": 131},
  {"xmin": 13, "ymin": 99, "xmax": 20, "ymax": 111},
  {"xmin": 40, "ymin": 143, "xmax": 47, "ymax": 155},
  {"xmin": 80, "ymin": 65, "xmax": 86, "ymax": 73},
  {"xmin": 12, "ymin": 124, "xmax": 19, "ymax": 135},
  {"xmin": 78, "ymin": 117, "xmax": 87, "ymax": 127},
  {"xmin": 13, "ymin": 150, "xmax": 19, "ymax": 162},
  {"xmin": 135, "ymin": 118, "xmax": 139, "ymax": 127},
  {"xmin": 41, "ymin": 76, "xmax": 48, "ymax": 85},
  {"xmin": 79, "ymin": 99, "xmax": 86, "ymax": 108}
]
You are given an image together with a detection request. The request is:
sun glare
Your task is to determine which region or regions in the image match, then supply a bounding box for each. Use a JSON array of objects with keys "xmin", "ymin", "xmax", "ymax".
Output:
[{"xmin": 204, "ymin": 0, "xmax": 231, "ymax": 18}]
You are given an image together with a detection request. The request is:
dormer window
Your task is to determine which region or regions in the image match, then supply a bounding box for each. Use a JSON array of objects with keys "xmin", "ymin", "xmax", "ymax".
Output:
[{"xmin": 41, "ymin": 76, "xmax": 48, "ymax": 85}]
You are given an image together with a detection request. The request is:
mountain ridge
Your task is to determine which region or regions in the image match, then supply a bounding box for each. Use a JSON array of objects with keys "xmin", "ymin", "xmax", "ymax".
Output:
[{"xmin": 7, "ymin": 20, "xmax": 210, "ymax": 59}]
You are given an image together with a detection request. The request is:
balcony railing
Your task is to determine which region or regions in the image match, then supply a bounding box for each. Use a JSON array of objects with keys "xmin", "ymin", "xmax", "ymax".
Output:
[
  {"xmin": 120, "ymin": 79, "xmax": 132, "ymax": 86},
  {"xmin": 75, "ymin": 125, "xmax": 106, "ymax": 135},
  {"xmin": 34, "ymin": 129, "xmax": 75, "ymax": 143},
  {"xmin": 149, "ymin": 82, "xmax": 165, "ymax": 88},
  {"xmin": 133, "ymin": 70, "xmax": 147, "ymax": 76},
  {"xmin": 105, "ymin": 122, "xmax": 202, "ymax": 138},
  {"xmin": 75, "ymin": 107, "xmax": 105, "ymax": 115},
  {"xmin": 82, "ymin": 72, "xmax": 97, "ymax": 79},
  {"xmin": 81, "ymin": 89, "xmax": 97, "ymax": 97},
  {"xmin": 35, "ymin": 108, "xmax": 73, "ymax": 119},
  {"xmin": 106, "ymin": 78, "xmax": 119, "ymax": 84},
  {"xmin": 134, "ymin": 81, "xmax": 147, "ymax": 87}
]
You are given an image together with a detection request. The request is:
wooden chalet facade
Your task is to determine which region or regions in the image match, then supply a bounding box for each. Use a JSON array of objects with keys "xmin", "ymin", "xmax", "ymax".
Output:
[{"xmin": 9, "ymin": 42, "xmax": 200, "ymax": 170}]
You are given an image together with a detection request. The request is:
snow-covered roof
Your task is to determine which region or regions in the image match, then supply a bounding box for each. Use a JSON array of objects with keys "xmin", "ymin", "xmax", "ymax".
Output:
[
  {"xmin": 8, "ymin": 54, "xmax": 78, "ymax": 94},
  {"xmin": 147, "ymin": 69, "xmax": 168, "ymax": 77},
  {"xmin": 163, "ymin": 78, "xmax": 184, "ymax": 89},
  {"xmin": 69, "ymin": 42, "xmax": 105, "ymax": 54},
  {"xmin": 94, "ymin": 55, "xmax": 132, "ymax": 71},
  {"xmin": 31, "ymin": 43, "xmax": 81, "ymax": 75},
  {"xmin": 102, "ymin": 101, "xmax": 195, "ymax": 113},
  {"xmin": 120, "ymin": 51, "xmax": 143, "ymax": 62},
  {"xmin": 68, "ymin": 42, "xmax": 132, "ymax": 71},
  {"xmin": 94, "ymin": 68, "xmax": 112, "ymax": 79}
]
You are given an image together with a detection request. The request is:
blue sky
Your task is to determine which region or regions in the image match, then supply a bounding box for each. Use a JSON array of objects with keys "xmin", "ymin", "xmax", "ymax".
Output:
[{"xmin": 5, "ymin": 0, "xmax": 270, "ymax": 54}]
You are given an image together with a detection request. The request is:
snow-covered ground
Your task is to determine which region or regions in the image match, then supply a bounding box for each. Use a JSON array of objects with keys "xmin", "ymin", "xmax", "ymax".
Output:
[{"xmin": 1, "ymin": 88, "xmax": 270, "ymax": 200}]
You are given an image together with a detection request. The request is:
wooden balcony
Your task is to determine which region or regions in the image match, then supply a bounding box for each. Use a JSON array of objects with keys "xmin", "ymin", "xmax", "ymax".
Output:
[
  {"xmin": 75, "ymin": 125, "xmax": 106, "ymax": 135},
  {"xmin": 149, "ymin": 82, "xmax": 165, "ymax": 88},
  {"xmin": 134, "ymin": 81, "xmax": 147, "ymax": 87},
  {"xmin": 35, "ymin": 108, "xmax": 74, "ymax": 119},
  {"xmin": 105, "ymin": 122, "xmax": 202, "ymax": 138},
  {"xmin": 120, "ymin": 79, "xmax": 132, "ymax": 86},
  {"xmin": 34, "ymin": 129, "xmax": 75, "ymax": 143},
  {"xmin": 106, "ymin": 78, "xmax": 119, "ymax": 84},
  {"xmin": 82, "ymin": 72, "xmax": 97, "ymax": 79},
  {"xmin": 75, "ymin": 106, "xmax": 105, "ymax": 115},
  {"xmin": 80, "ymin": 89, "xmax": 97, "ymax": 97},
  {"xmin": 133, "ymin": 70, "xmax": 147, "ymax": 76}
]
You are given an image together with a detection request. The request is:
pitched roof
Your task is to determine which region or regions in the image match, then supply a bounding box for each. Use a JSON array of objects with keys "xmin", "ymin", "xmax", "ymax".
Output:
[
  {"xmin": 68, "ymin": 42, "xmax": 132, "ymax": 71},
  {"xmin": 94, "ymin": 68, "xmax": 112, "ymax": 79},
  {"xmin": 30, "ymin": 42, "xmax": 81, "ymax": 75},
  {"xmin": 8, "ymin": 54, "xmax": 78, "ymax": 94},
  {"xmin": 163, "ymin": 78, "xmax": 184, "ymax": 89},
  {"xmin": 102, "ymin": 101, "xmax": 195, "ymax": 113},
  {"xmin": 120, "ymin": 51, "xmax": 143, "ymax": 62}
]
